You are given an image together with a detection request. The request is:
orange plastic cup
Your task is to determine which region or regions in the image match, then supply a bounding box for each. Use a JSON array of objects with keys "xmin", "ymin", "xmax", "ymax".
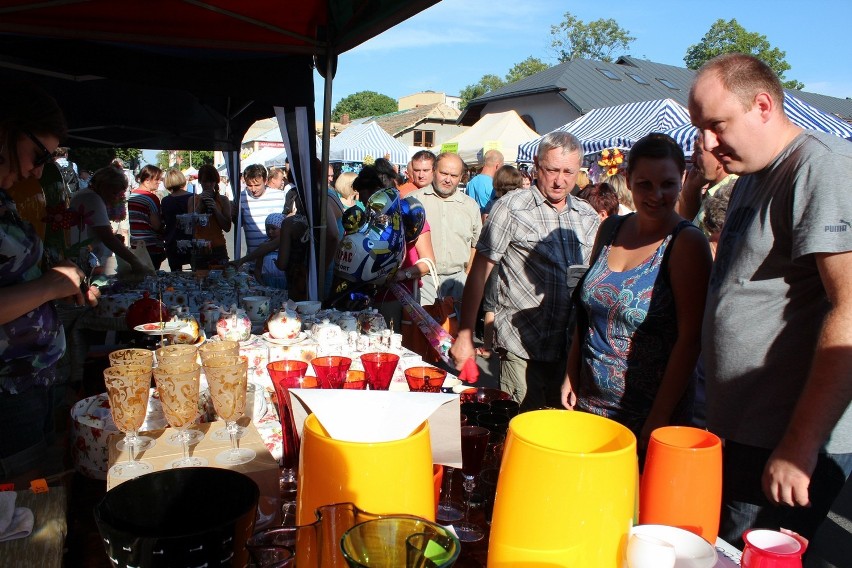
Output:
[{"xmin": 639, "ymin": 426, "xmax": 722, "ymax": 542}]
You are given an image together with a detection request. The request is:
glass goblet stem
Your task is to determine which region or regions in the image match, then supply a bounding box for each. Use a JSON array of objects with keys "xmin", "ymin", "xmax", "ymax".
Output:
[
  {"xmin": 463, "ymin": 474, "xmax": 475, "ymax": 522},
  {"xmin": 126, "ymin": 430, "xmax": 140, "ymax": 463}
]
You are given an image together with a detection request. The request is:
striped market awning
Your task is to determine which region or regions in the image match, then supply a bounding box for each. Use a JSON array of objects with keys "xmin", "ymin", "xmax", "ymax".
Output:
[
  {"xmin": 517, "ymin": 99, "xmax": 691, "ymax": 162},
  {"xmin": 329, "ymin": 121, "xmax": 410, "ymax": 166}
]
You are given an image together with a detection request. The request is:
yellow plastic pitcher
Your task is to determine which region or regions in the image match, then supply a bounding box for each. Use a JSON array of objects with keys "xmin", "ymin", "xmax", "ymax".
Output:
[
  {"xmin": 296, "ymin": 414, "xmax": 435, "ymax": 525},
  {"xmin": 488, "ymin": 410, "xmax": 637, "ymax": 567}
]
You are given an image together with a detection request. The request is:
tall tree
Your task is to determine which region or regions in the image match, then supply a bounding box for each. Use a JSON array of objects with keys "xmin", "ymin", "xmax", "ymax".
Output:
[
  {"xmin": 459, "ymin": 74, "xmax": 505, "ymax": 109},
  {"xmin": 156, "ymin": 150, "xmax": 214, "ymax": 170},
  {"xmin": 332, "ymin": 91, "xmax": 397, "ymax": 122},
  {"xmin": 505, "ymin": 57, "xmax": 550, "ymax": 84},
  {"xmin": 70, "ymin": 147, "xmax": 141, "ymax": 172},
  {"xmin": 684, "ymin": 19, "xmax": 804, "ymax": 90},
  {"xmin": 550, "ymin": 11, "xmax": 634, "ymax": 63}
]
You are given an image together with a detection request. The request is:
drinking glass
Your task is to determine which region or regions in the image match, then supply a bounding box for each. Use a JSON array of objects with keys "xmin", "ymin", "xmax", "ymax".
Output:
[
  {"xmin": 404, "ymin": 366, "xmax": 447, "ymax": 393},
  {"xmin": 156, "ymin": 359, "xmax": 206, "ymax": 446},
  {"xmin": 343, "ymin": 370, "xmax": 367, "ymax": 390},
  {"xmin": 436, "ymin": 412, "xmax": 467, "ymax": 524},
  {"xmin": 455, "ymin": 425, "xmax": 490, "ymax": 542},
  {"xmin": 103, "ymin": 365, "xmax": 154, "ymax": 479},
  {"xmin": 106, "ymin": 350, "xmax": 156, "ymax": 451},
  {"xmin": 198, "ymin": 339, "xmax": 239, "ymax": 365},
  {"xmin": 340, "ymin": 516, "xmax": 460, "ymax": 568},
  {"xmin": 360, "ymin": 352, "xmax": 399, "ymax": 390},
  {"xmin": 311, "ymin": 356, "xmax": 352, "ymax": 389},
  {"xmin": 203, "ymin": 355, "xmax": 256, "ymax": 465},
  {"xmin": 153, "ymin": 362, "xmax": 208, "ymax": 468},
  {"xmin": 155, "ymin": 344, "xmax": 198, "ymax": 367}
]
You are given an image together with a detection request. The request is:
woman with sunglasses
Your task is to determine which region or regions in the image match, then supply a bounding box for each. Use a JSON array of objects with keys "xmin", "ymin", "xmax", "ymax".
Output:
[{"xmin": 0, "ymin": 83, "xmax": 100, "ymax": 486}]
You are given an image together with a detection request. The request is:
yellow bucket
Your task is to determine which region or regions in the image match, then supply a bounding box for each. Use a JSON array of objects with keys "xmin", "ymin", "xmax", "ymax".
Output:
[
  {"xmin": 296, "ymin": 414, "xmax": 435, "ymax": 525},
  {"xmin": 488, "ymin": 410, "xmax": 637, "ymax": 567}
]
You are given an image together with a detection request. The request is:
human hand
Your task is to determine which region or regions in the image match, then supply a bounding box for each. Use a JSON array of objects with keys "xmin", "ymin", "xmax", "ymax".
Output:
[
  {"xmin": 449, "ymin": 334, "xmax": 475, "ymax": 372},
  {"xmin": 560, "ymin": 380, "xmax": 576, "ymax": 410},
  {"xmin": 85, "ymin": 285, "xmax": 101, "ymax": 307},
  {"xmin": 44, "ymin": 261, "xmax": 87, "ymax": 303},
  {"xmin": 762, "ymin": 442, "xmax": 818, "ymax": 507}
]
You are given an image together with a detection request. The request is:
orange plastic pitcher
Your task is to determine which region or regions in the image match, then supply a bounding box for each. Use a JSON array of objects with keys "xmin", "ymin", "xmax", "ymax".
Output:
[{"xmin": 639, "ymin": 426, "xmax": 722, "ymax": 542}]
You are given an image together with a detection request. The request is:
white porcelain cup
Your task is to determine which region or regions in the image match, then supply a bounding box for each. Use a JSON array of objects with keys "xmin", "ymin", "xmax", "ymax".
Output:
[
  {"xmin": 625, "ymin": 533, "xmax": 677, "ymax": 568},
  {"xmin": 242, "ymin": 296, "xmax": 270, "ymax": 322}
]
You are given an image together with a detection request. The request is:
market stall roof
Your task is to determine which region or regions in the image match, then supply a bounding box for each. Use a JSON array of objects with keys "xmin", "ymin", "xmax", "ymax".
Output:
[
  {"xmin": 0, "ymin": 0, "xmax": 440, "ymax": 151},
  {"xmin": 329, "ymin": 121, "xmax": 410, "ymax": 165},
  {"xmin": 666, "ymin": 92, "xmax": 852, "ymax": 155},
  {"xmin": 517, "ymin": 99, "xmax": 690, "ymax": 162},
  {"xmin": 440, "ymin": 110, "xmax": 538, "ymax": 165}
]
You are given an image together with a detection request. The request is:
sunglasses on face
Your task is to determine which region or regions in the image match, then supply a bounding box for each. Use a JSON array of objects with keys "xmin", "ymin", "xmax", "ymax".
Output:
[{"xmin": 23, "ymin": 130, "xmax": 55, "ymax": 167}]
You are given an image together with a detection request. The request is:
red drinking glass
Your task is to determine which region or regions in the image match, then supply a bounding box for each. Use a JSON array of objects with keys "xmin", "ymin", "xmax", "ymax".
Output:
[
  {"xmin": 343, "ymin": 370, "xmax": 367, "ymax": 390},
  {"xmin": 360, "ymin": 353, "xmax": 400, "ymax": 390},
  {"xmin": 311, "ymin": 356, "xmax": 352, "ymax": 389},
  {"xmin": 267, "ymin": 360, "xmax": 309, "ymax": 470},
  {"xmin": 405, "ymin": 366, "xmax": 447, "ymax": 393}
]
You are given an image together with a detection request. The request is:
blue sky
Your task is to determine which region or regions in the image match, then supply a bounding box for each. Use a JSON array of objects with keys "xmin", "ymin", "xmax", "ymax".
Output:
[{"xmin": 321, "ymin": 0, "xmax": 852, "ymax": 106}]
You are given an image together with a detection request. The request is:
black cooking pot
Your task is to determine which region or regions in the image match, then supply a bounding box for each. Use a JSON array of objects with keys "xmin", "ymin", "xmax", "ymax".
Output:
[{"xmin": 95, "ymin": 467, "xmax": 259, "ymax": 567}]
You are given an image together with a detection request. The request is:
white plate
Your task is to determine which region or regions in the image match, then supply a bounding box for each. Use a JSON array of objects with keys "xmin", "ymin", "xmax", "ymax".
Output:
[
  {"xmin": 627, "ymin": 525, "xmax": 717, "ymax": 568},
  {"xmin": 261, "ymin": 331, "xmax": 307, "ymax": 345},
  {"xmin": 134, "ymin": 322, "xmax": 184, "ymax": 335}
]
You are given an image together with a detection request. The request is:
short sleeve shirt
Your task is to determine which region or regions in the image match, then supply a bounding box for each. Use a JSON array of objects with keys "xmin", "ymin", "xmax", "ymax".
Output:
[
  {"xmin": 68, "ymin": 188, "xmax": 112, "ymax": 266},
  {"xmin": 239, "ymin": 187, "xmax": 287, "ymax": 253},
  {"xmin": 478, "ymin": 187, "xmax": 600, "ymax": 361},
  {"xmin": 409, "ymin": 187, "xmax": 482, "ymax": 275}
]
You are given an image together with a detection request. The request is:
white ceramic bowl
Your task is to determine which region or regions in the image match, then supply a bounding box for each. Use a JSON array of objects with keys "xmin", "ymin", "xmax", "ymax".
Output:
[
  {"xmin": 627, "ymin": 525, "xmax": 717, "ymax": 568},
  {"xmin": 294, "ymin": 300, "xmax": 322, "ymax": 315}
]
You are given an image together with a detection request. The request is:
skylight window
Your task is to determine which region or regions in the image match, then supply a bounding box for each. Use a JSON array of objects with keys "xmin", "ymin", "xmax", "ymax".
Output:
[
  {"xmin": 597, "ymin": 68, "xmax": 621, "ymax": 80},
  {"xmin": 626, "ymin": 73, "xmax": 650, "ymax": 85},
  {"xmin": 657, "ymin": 78, "xmax": 679, "ymax": 89}
]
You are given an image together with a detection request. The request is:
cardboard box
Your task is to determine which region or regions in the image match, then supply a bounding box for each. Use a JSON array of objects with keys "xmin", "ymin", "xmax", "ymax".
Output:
[{"xmin": 107, "ymin": 421, "xmax": 280, "ymax": 524}]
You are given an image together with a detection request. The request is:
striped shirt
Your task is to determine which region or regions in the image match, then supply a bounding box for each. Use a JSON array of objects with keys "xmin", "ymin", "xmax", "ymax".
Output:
[
  {"xmin": 128, "ymin": 189, "xmax": 165, "ymax": 254},
  {"xmin": 478, "ymin": 187, "xmax": 600, "ymax": 361},
  {"xmin": 239, "ymin": 187, "xmax": 287, "ymax": 253}
]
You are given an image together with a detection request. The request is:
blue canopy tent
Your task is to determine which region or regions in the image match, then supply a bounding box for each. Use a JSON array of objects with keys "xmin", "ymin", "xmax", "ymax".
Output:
[
  {"xmin": 667, "ymin": 92, "xmax": 852, "ymax": 155},
  {"xmin": 517, "ymin": 99, "xmax": 691, "ymax": 162},
  {"xmin": 329, "ymin": 122, "xmax": 410, "ymax": 166}
]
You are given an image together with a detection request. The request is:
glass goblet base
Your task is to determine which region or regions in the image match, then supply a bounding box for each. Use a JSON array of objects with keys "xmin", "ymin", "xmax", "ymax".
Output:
[
  {"xmin": 109, "ymin": 460, "xmax": 152, "ymax": 480},
  {"xmin": 453, "ymin": 520, "xmax": 485, "ymax": 542},
  {"xmin": 168, "ymin": 456, "xmax": 209, "ymax": 468},
  {"xmin": 436, "ymin": 501, "xmax": 465, "ymax": 523},
  {"xmin": 116, "ymin": 434, "xmax": 155, "ymax": 453},
  {"xmin": 214, "ymin": 447, "xmax": 256, "ymax": 465},
  {"xmin": 164, "ymin": 428, "xmax": 205, "ymax": 447}
]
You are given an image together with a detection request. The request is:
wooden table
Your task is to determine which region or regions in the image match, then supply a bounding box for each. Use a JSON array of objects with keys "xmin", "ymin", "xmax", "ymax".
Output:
[{"xmin": 0, "ymin": 488, "xmax": 67, "ymax": 568}]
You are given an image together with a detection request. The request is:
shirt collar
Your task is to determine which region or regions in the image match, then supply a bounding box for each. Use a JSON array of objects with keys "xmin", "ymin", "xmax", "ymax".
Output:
[{"xmin": 530, "ymin": 185, "xmax": 580, "ymax": 212}]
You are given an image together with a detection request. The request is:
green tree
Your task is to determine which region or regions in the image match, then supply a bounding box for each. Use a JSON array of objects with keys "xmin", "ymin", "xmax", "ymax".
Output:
[
  {"xmin": 550, "ymin": 11, "xmax": 634, "ymax": 63},
  {"xmin": 684, "ymin": 19, "xmax": 804, "ymax": 90},
  {"xmin": 156, "ymin": 150, "xmax": 215, "ymax": 170},
  {"xmin": 332, "ymin": 91, "xmax": 398, "ymax": 121},
  {"xmin": 506, "ymin": 57, "xmax": 550, "ymax": 84},
  {"xmin": 459, "ymin": 74, "xmax": 505, "ymax": 109},
  {"xmin": 69, "ymin": 147, "xmax": 141, "ymax": 172}
]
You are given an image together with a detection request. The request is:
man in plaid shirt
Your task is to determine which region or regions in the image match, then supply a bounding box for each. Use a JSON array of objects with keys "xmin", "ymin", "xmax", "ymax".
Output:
[{"xmin": 451, "ymin": 132, "xmax": 600, "ymax": 409}]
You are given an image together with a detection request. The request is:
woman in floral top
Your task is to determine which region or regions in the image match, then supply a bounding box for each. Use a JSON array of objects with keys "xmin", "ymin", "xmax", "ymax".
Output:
[{"xmin": 0, "ymin": 84, "xmax": 99, "ymax": 484}]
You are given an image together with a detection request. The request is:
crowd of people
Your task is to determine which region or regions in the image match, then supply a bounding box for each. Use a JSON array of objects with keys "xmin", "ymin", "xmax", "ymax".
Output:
[{"xmin": 1, "ymin": 51, "xmax": 850, "ymax": 554}]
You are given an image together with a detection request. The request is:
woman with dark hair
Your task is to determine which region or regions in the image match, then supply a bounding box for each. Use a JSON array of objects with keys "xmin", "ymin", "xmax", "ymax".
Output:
[
  {"xmin": 189, "ymin": 163, "xmax": 231, "ymax": 268},
  {"xmin": 0, "ymin": 83, "xmax": 100, "ymax": 484},
  {"xmin": 562, "ymin": 133, "xmax": 712, "ymax": 450},
  {"xmin": 128, "ymin": 164, "xmax": 165, "ymax": 268}
]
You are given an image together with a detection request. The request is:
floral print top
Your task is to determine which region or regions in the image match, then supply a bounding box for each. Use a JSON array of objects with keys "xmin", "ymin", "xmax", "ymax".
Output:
[{"xmin": 0, "ymin": 187, "xmax": 65, "ymax": 393}]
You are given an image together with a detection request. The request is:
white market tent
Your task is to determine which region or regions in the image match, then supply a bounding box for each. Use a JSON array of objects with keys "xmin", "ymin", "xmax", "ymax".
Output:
[
  {"xmin": 329, "ymin": 121, "xmax": 410, "ymax": 165},
  {"xmin": 441, "ymin": 110, "xmax": 539, "ymax": 165},
  {"xmin": 241, "ymin": 146, "xmax": 285, "ymax": 167},
  {"xmin": 264, "ymin": 136, "xmax": 324, "ymax": 167},
  {"xmin": 517, "ymin": 99, "xmax": 691, "ymax": 162},
  {"xmin": 666, "ymin": 92, "xmax": 852, "ymax": 155}
]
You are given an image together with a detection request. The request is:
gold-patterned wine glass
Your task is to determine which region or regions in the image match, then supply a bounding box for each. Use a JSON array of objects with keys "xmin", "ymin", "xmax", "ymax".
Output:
[
  {"xmin": 153, "ymin": 362, "xmax": 208, "ymax": 468},
  {"xmin": 103, "ymin": 365, "xmax": 154, "ymax": 479},
  {"xmin": 203, "ymin": 355, "xmax": 256, "ymax": 465},
  {"xmin": 107, "ymin": 349, "xmax": 156, "ymax": 450},
  {"xmin": 155, "ymin": 344, "xmax": 198, "ymax": 367},
  {"xmin": 198, "ymin": 340, "xmax": 240, "ymax": 366}
]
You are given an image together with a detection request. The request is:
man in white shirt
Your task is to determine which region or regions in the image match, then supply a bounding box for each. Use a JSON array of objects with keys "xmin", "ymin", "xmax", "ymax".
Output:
[{"xmin": 238, "ymin": 164, "xmax": 287, "ymax": 253}]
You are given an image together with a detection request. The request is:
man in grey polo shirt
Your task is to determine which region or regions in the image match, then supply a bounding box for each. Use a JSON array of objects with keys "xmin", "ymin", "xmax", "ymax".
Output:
[
  {"xmin": 450, "ymin": 132, "xmax": 600, "ymax": 408},
  {"xmin": 410, "ymin": 153, "xmax": 482, "ymax": 306}
]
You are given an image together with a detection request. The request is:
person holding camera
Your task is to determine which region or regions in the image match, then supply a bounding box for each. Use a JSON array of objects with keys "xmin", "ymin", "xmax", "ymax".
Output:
[{"xmin": 189, "ymin": 163, "xmax": 231, "ymax": 268}]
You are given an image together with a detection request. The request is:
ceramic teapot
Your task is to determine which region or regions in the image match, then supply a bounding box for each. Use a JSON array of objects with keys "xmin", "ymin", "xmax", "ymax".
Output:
[
  {"xmin": 267, "ymin": 304, "xmax": 302, "ymax": 340},
  {"xmin": 216, "ymin": 304, "xmax": 252, "ymax": 342},
  {"xmin": 126, "ymin": 291, "xmax": 169, "ymax": 329},
  {"xmin": 170, "ymin": 306, "xmax": 200, "ymax": 345}
]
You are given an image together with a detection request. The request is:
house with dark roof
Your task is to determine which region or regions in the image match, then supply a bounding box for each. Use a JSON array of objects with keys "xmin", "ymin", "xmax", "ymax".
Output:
[
  {"xmin": 459, "ymin": 55, "xmax": 852, "ymax": 132},
  {"xmin": 369, "ymin": 102, "xmax": 466, "ymax": 150}
]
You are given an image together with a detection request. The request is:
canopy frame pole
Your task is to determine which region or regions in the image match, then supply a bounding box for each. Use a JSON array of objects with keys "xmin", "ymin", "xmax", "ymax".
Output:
[{"xmin": 317, "ymin": 52, "xmax": 334, "ymax": 300}]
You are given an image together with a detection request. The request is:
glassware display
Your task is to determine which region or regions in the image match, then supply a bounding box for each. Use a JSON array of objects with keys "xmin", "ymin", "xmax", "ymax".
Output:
[
  {"xmin": 311, "ymin": 356, "xmax": 352, "ymax": 389},
  {"xmin": 103, "ymin": 365, "xmax": 154, "ymax": 479},
  {"xmin": 202, "ymin": 355, "xmax": 256, "ymax": 465},
  {"xmin": 155, "ymin": 343, "xmax": 198, "ymax": 367},
  {"xmin": 108, "ymin": 348, "xmax": 154, "ymax": 368},
  {"xmin": 404, "ymin": 366, "xmax": 447, "ymax": 393},
  {"xmin": 153, "ymin": 362, "xmax": 207, "ymax": 468},
  {"xmin": 198, "ymin": 339, "xmax": 239, "ymax": 365},
  {"xmin": 455, "ymin": 425, "xmax": 490, "ymax": 542}
]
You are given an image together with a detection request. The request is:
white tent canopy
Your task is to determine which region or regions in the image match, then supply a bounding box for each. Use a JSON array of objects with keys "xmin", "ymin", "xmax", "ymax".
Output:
[
  {"xmin": 241, "ymin": 146, "xmax": 285, "ymax": 167},
  {"xmin": 329, "ymin": 121, "xmax": 410, "ymax": 165},
  {"xmin": 264, "ymin": 135, "xmax": 323, "ymax": 167},
  {"xmin": 441, "ymin": 110, "xmax": 539, "ymax": 165}
]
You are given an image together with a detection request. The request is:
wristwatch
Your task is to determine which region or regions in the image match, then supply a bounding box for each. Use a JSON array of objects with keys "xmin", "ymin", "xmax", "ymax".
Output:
[{"xmin": 405, "ymin": 268, "xmax": 416, "ymax": 280}]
